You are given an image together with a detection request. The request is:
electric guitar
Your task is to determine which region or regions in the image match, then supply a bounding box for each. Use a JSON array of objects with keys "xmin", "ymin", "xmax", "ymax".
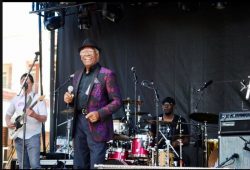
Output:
[{"xmin": 9, "ymin": 95, "xmax": 45, "ymax": 140}]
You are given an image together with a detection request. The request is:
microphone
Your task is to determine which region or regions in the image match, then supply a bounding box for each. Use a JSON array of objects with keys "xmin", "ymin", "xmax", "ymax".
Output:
[
  {"xmin": 69, "ymin": 74, "xmax": 74, "ymax": 78},
  {"xmin": 244, "ymin": 145, "xmax": 250, "ymax": 152},
  {"xmin": 246, "ymin": 80, "xmax": 250, "ymax": 100},
  {"xmin": 131, "ymin": 66, "xmax": 138, "ymax": 82},
  {"xmin": 230, "ymin": 153, "xmax": 239, "ymax": 159},
  {"xmin": 131, "ymin": 66, "xmax": 136, "ymax": 72},
  {"xmin": 66, "ymin": 86, "xmax": 74, "ymax": 108},
  {"xmin": 217, "ymin": 153, "xmax": 239, "ymax": 168},
  {"xmin": 35, "ymin": 51, "xmax": 40, "ymax": 56},
  {"xmin": 197, "ymin": 80, "xmax": 213, "ymax": 92},
  {"xmin": 141, "ymin": 80, "xmax": 154, "ymax": 86},
  {"xmin": 67, "ymin": 85, "xmax": 74, "ymax": 94}
]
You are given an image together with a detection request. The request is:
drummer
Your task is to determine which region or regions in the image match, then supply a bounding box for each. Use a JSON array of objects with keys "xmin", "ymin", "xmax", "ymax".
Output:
[{"xmin": 149, "ymin": 96, "xmax": 190, "ymax": 166}]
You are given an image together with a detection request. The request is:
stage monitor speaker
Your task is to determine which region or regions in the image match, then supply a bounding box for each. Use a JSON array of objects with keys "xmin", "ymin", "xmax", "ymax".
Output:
[{"xmin": 219, "ymin": 135, "xmax": 250, "ymax": 169}]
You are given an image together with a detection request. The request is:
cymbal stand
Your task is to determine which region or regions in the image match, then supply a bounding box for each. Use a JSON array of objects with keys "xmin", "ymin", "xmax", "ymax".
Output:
[
  {"xmin": 159, "ymin": 130, "xmax": 179, "ymax": 167},
  {"xmin": 124, "ymin": 102, "xmax": 130, "ymax": 123},
  {"xmin": 178, "ymin": 119, "xmax": 184, "ymax": 167},
  {"xmin": 201, "ymin": 121, "xmax": 208, "ymax": 167},
  {"xmin": 131, "ymin": 68, "xmax": 138, "ymax": 132},
  {"xmin": 57, "ymin": 117, "xmax": 73, "ymax": 159}
]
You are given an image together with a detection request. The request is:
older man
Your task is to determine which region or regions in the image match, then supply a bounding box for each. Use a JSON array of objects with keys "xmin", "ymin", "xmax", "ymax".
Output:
[{"xmin": 64, "ymin": 38, "xmax": 122, "ymax": 169}]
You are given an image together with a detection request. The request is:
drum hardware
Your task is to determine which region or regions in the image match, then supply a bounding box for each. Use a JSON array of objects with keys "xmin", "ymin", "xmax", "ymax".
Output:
[
  {"xmin": 123, "ymin": 99, "xmax": 143, "ymax": 106},
  {"xmin": 124, "ymin": 100, "xmax": 131, "ymax": 122},
  {"xmin": 113, "ymin": 134, "xmax": 130, "ymax": 141},
  {"xmin": 140, "ymin": 79, "xmax": 160, "ymax": 166},
  {"xmin": 60, "ymin": 108, "xmax": 74, "ymax": 114},
  {"xmin": 159, "ymin": 130, "xmax": 179, "ymax": 167},
  {"xmin": 57, "ymin": 116, "xmax": 73, "ymax": 159}
]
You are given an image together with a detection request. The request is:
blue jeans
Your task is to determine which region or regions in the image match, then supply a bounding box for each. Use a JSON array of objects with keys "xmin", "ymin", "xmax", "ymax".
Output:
[
  {"xmin": 15, "ymin": 133, "xmax": 41, "ymax": 169},
  {"xmin": 73, "ymin": 114, "xmax": 107, "ymax": 169}
]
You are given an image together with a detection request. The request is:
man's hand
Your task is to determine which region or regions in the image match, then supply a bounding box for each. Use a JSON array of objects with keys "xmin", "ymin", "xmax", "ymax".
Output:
[
  {"xmin": 6, "ymin": 115, "xmax": 16, "ymax": 128},
  {"xmin": 26, "ymin": 108, "xmax": 36, "ymax": 118},
  {"xmin": 6, "ymin": 121, "xmax": 15, "ymax": 128},
  {"xmin": 85, "ymin": 111, "xmax": 100, "ymax": 123},
  {"xmin": 64, "ymin": 92, "xmax": 74, "ymax": 104}
]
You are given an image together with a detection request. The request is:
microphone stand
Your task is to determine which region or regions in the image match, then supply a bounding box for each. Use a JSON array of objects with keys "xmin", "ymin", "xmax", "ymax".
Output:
[
  {"xmin": 216, "ymin": 153, "xmax": 238, "ymax": 168},
  {"xmin": 159, "ymin": 130, "xmax": 179, "ymax": 162},
  {"xmin": 21, "ymin": 83, "xmax": 28, "ymax": 168},
  {"xmin": 141, "ymin": 80, "xmax": 160, "ymax": 166},
  {"xmin": 53, "ymin": 76, "xmax": 72, "ymax": 152},
  {"xmin": 132, "ymin": 70, "xmax": 138, "ymax": 134},
  {"xmin": 194, "ymin": 90, "xmax": 204, "ymax": 112},
  {"xmin": 152, "ymin": 86, "xmax": 160, "ymax": 166},
  {"xmin": 19, "ymin": 52, "xmax": 39, "ymax": 168}
]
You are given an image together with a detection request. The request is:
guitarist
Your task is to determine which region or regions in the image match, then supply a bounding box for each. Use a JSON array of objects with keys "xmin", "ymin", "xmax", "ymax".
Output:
[{"xmin": 5, "ymin": 73, "xmax": 47, "ymax": 169}]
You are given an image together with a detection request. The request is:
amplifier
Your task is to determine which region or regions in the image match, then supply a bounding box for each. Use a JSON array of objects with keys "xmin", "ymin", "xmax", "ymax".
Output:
[{"xmin": 219, "ymin": 111, "xmax": 250, "ymax": 135}]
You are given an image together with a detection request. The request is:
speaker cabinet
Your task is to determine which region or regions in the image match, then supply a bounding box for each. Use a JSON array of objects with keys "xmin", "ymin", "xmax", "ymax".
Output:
[{"xmin": 219, "ymin": 135, "xmax": 250, "ymax": 169}]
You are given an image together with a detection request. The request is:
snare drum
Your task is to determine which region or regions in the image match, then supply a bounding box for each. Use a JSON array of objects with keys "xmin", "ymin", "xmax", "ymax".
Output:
[{"xmin": 131, "ymin": 134, "xmax": 149, "ymax": 158}]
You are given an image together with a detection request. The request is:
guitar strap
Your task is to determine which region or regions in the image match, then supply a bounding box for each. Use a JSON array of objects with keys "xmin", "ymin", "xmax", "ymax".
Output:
[
  {"xmin": 22, "ymin": 93, "xmax": 34, "ymax": 112},
  {"xmin": 26, "ymin": 95, "xmax": 33, "ymax": 107}
]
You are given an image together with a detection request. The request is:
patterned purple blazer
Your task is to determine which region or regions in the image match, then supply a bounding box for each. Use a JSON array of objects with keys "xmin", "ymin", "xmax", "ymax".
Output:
[{"xmin": 71, "ymin": 64, "xmax": 122, "ymax": 142}]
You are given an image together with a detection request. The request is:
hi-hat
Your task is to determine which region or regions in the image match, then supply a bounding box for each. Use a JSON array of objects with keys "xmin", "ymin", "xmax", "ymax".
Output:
[
  {"xmin": 123, "ymin": 99, "xmax": 143, "ymax": 105},
  {"xmin": 61, "ymin": 108, "xmax": 74, "ymax": 114},
  {"xmin": 189, "ymin": 112, "xmax": 218, "ymax": 124},
  {"xmin": 113, "ymin": 134, "xmax": 130, "ymax": 141}
]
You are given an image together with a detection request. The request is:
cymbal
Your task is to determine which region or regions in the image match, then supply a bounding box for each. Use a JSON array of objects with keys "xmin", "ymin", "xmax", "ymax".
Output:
[
  {"xmin": 113, "ymin": 134, "xmax": 130, "ymax": 141},
  {"xmin": 130, "ymin": 112, "xmax": 148, "ymax": 115},
  {"xmin": 123, "ymin": 99, "xmax": 143, "ymax": 105},
  {"xmin": 189, "ymin": 112, "xmax": 218, "ymax": 124},
  {"xmin": 61, "ymin": 108, "xmax": 74, "ymax": 114}
]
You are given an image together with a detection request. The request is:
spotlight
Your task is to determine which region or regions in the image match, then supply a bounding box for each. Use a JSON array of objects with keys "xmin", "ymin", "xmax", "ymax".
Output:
[
  {"xmin": 44, "ymin": 11, "xmax": 65, "ymax": 31},
  {"xmin": 78, "ymin": 6, "xmax": 91, "ymax": 30},
  {"xmin": 102, "ymin": 3, "xmax": 124, "ymax": 23},
  {"xmin": 215, "ymin": 2, "xmax": 225, "ymax": 10}
]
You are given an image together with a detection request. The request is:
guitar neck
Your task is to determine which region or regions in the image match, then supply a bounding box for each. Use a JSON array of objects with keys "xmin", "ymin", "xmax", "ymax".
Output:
[{"xmin": 29, "ymin": 100, "xmax": 38, "ymax": 109}]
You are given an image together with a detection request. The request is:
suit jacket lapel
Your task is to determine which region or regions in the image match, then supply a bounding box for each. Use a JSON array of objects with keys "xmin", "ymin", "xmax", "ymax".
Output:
[{"xmin": 85, "ymin": 66, "xmax": 101, "ymax": 108}]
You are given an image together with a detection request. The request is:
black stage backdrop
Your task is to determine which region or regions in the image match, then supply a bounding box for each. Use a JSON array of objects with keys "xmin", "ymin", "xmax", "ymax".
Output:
[{"xmin": 53, "ymin": 2, "xmax": 250, "ymax": 153}]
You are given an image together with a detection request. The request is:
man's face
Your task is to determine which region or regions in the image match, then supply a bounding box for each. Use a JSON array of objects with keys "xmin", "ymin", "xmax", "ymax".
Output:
[
  {"xmin": 80, "ymin": 47, "xmax": 99, "ymax": 67},
  {"xmin": 162, "ymin": 102, "xmax": 174, "ymax": 115},
  {"xmin": 20, "ymin": 77, "xmax": 33, "ymax": 92}
]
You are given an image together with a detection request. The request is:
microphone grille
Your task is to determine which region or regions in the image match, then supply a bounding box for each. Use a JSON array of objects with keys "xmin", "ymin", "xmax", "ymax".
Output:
[{"xmin": 68, "ymin": 85, "xmax": 74, "ymax": 93}]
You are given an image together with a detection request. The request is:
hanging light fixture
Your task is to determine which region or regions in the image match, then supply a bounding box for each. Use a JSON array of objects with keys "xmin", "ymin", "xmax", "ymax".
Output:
[
  {"xmin": 44, "ymin": 10, "xmax": 65, "ymax": 31},
  {"xmin": 77, "ymin": 6, "xmax": 91, "ymax": 30}
]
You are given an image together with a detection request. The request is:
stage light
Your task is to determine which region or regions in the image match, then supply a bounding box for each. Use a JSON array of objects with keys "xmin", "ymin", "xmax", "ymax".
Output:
[
  {"xmin": 44, "ymin": 11, "xmax": 65, "ymax": 31},
  {"xmin": 78, "ymin": 6, "xmax": 91, "ymax": 30},
  {"xmin": 102, "ymin": 3, "xmax": 124, "ymax": 23}
]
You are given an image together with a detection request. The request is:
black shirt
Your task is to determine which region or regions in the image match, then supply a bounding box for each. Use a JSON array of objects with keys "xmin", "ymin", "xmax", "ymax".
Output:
[
  {"xmin": 77, "ymin": 63, "xmax": 100, "ymax": 111},
  {"xmin": 150, "ymin": 114, "xmax": 189, "ymax": 149}
]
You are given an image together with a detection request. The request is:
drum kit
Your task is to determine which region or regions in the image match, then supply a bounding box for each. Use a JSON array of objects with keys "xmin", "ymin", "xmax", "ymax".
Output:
[
  {"xmin": 105, "ymin": 98, "xmax": 190, "ymax": 167},
  {"xmin": 56, "ymin": 98, "xmax": 219, "ymax": 167}
]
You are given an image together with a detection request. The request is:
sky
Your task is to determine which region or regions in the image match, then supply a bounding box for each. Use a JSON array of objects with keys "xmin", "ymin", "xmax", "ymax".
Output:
[
  {"xmin": 3, "ymin": 2, "xmax": 51, "ymax": 131},
  {"xmin": 3, "ymin": 2, "xmax": 40, "ymax": 62}
]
